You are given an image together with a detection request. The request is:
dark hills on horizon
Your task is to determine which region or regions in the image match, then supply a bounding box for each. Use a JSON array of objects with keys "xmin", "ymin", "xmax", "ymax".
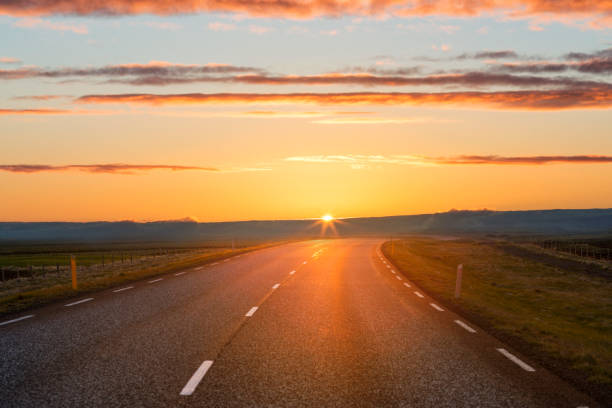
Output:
[{"xmin": 0, "ymin": 209, "xmax": 611, "ymax": 243}]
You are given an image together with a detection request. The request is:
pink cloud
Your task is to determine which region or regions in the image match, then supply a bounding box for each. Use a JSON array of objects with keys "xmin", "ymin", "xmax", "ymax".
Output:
[
  {"xmin": 208, "ymin": 21, "xmax": 236, "ymax": 31},
  {"xmin": 14, "ymin": 17, "xmax": 88, "ymax": 34}
]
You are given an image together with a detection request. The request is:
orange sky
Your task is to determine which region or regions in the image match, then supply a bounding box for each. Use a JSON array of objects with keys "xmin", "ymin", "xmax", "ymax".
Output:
[{"xmin": 1, "ymin": 1, "xmax": 611, "ymax": 221}]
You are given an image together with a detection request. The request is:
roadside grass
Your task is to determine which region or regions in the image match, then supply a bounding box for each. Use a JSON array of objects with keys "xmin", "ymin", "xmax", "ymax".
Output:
[
  {"xmin": 0, "ymin": 242, "xmax": 281, "ymax": 317},
  {"xmin": 382, "ymin": 238, "xmax": 611, "ymax": 403}
]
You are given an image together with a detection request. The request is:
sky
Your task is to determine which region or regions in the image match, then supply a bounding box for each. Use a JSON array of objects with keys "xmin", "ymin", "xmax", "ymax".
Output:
[{"xmin": 0, "ymin": 0, "xmax": 611, "ymax": 222}]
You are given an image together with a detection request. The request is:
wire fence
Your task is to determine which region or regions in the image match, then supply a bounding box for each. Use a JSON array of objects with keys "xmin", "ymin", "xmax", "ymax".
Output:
[
  {"xmin": 0, "ymin": 248, "xmax": 216, "ymax": 283},
  {"xmin": 537, "ymin": 240, "xmax": 612, "ymax": 261}
]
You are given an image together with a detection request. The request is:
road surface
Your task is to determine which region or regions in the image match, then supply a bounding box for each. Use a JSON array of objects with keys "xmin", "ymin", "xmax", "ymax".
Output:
[{"xmin": 0, "ymin": 239, "xmax": 600, "ymax": 407}]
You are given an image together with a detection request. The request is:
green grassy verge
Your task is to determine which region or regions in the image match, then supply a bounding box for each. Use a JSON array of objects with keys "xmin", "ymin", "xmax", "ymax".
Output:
[
  {"xmin": 383, "ymin": 238, "xmax": 611, "ymax": 403},
  {"xmin": 0, "ymin": 242, "xmax": 281, "ymax": 317}
]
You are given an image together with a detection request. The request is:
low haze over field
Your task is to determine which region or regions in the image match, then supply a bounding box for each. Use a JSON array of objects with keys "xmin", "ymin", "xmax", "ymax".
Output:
[{"xmin": 1, "ymin": 1, "xmax": 611, "ymax": 221}]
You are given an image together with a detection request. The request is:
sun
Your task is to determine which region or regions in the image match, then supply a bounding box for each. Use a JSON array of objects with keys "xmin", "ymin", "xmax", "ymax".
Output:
[{"xmin": 321, "ymin": 214, "xmax": 334, "ymax": 222}]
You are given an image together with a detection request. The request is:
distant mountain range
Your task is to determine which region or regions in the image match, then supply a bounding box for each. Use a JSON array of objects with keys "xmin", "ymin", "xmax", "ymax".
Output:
[{"xmin": 0, "ymin": 209, "xmax": 611, "ymax": 243}]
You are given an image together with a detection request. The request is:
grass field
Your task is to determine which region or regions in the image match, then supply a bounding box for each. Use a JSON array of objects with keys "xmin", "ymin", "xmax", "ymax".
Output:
[
  {"xmin": 382, "ymin": 237, "xmax": 611, "ymax": 403},
  {"xmin": 0, "ymin": 240, "xmax": 281, "ymax": 317}
]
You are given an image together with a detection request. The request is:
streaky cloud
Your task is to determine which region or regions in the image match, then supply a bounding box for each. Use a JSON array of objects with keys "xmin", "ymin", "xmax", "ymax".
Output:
[
  {"xmin": 0, "ymin": 61, "xmax": 263, "ymax": 81},
  {"xmin": 430, "ymin": 155, "xmax": 612, "ymax": 165},
  {"xmin": 490, "ymin": 48, "xmax": 612, "ymax": 74},
  {"xmin": 0, "ymin": 108, "xmax": 71, "ymax": 114},
  {"xmin": 3, "ymin": 62, "xmax": 610, "ymax": 88},
  {"xmin": 0, "ymin": 1, "xmax": 610, "ymax": 29},
  {"xmin": 0, "ymin": 57, "xmax": 21, "ymax": 64},
  {"xmin": 457, "ymin": 50, "xmax": 519, "ymax": 60},
  {"xmin": 0, "ymin": 164, "xmax": 219, "ymax": 174},
  {"xmin": 285, "ymin": 154, "xmax": 612, "ymax": 166},
  {"xmin": 11, "ymin": 94, "xmax": 70, "ymax": 101},
  {"xmin": 75, "ymin": 89, "xmax": 612, "ymax": 110}
]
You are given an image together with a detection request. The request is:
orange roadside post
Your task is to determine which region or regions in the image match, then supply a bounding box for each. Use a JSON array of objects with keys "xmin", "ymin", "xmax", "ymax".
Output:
[{"xmin": 71, "ymin": 255, "xmax": 77, "ymax": 290}]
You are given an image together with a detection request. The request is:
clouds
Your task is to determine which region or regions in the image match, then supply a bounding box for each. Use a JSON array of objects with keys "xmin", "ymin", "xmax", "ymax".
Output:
[
  {"xmin": 0, "ymin": 1, "xmax": 610, "ymax": 29},
  {"xmin": 2, "ymin": 155, "xmax": 609, "ymax": 178},
  {"xmin": 457, "ymin": 50, "xmax": 519, "ymax": 60},
  {"xmin": 2, "ymin": 60, "xmax": 610, "ymax": 90},
  {"xmin": 285, "ymin": 154, "xmax": 612, "ymax": 166},
  {"xmin": 13, "ymin": 17, "xmax": 88, "ymax": 34},
  {"xmin": 488, "ymin": 47, "xmax": 612, "ymax": 75},
  {"xmin": 0, "ymin": 164, "xmax": 219, "ymax": 174},
  {"xmin": 75, "ymin": 89, "xmax": 612, "ymax": 110},
  {"xmin": 2, "ymin": 48, "xmax": 610, "ymax": 113},
  {"xmin": 11, "ymin": 94, "xmax": 70, "ymax": 101},
  {"xmin": 0, "ymin": 61, "xmax": 262, "ymax": 82},
  {"xmin": 0, "ymin": 108, "xmax": 71, "ymax": 115},
  {"xmin": 208, "ymin": 22, "xmax": 236, "ymax": 31},
  {"xmin": 0, "ymin": 57, "xmax": 21, "ymax": 64}
]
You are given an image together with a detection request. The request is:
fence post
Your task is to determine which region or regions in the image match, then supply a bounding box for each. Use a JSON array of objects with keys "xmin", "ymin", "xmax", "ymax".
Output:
[
  {"xmin": 71, "ymin": 255, "xmax": 78, "ymax": 290},
  {"xmin": 455, "ymin": 264, "xmax": 463, "ymax": 298}
]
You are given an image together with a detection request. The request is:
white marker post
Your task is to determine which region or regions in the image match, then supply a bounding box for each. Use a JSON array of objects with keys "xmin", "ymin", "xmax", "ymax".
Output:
[{"xmin": 455, "ymin": 264, "xmax": 463, "ymax": 298}]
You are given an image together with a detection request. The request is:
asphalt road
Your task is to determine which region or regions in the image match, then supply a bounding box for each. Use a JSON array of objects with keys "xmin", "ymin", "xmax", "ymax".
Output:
[{"xmin": 0, "ymin": 239, "xmax": 601, "ymax": 407}]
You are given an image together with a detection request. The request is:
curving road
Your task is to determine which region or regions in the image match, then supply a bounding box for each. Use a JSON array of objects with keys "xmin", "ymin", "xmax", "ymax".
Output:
[{"xmin": 0, "ymin": 239, "xmax": 600, "ymax": 407}]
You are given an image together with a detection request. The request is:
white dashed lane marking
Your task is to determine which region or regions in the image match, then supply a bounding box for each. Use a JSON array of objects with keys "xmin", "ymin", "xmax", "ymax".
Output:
[
  {"xmin": 175, "ymin": 272, "xmax": 187, "ymax": 276},
  {"xmin": 180, "ymin": 360, "xmax": 214, "ymax": 396},
  {"xmin": 0, "ymin": 314, "xmax": 34, "ymax": 327},
  {"xmin": 414, "ymin": 291, "xmax": 424, "ymax": 298},
  {"xmin": 497, "ymin": 348, "xmax": 536, "ymax": 372},
  {"xmin": 65, "ymin": 298, "xmax": 94, "ymax": 307},
  {"xmin": 430, "ymin": 303, "xmax": 444, "ymax": 311},
  {"xmin": 113, "ymin": 286, "xmax": 134, "ymax": 293},
  {"xmin": 148, "ymin": 278, "xmax": 163, "ymax": 284},
  {"xmin": 272, "ymin": 283, "xmax": 280, "ymax": 289},
  {"xmin": 454, "ymin": 320, "xmax": 477, "ymax": 333},
  {"xmin": 245, "ymin": 307, "xmax": 259, "ymax": 317},
  {"xmin": 290, "ymin": 270, "xmax": 296, "ymax": 275},
  {"xmin": 395, "ymin": 275, "xmax": 402, "ymax": 280}
]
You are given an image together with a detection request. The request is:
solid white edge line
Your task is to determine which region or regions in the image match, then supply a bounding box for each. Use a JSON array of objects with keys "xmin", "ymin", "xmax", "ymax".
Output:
[
  {"xmin": 113, "ymin": 286, "xmax": 134, "ymax": 293},
  {"xmin": 403, "ymin": 282, "xmax": 411, "ymax": 288},
  {"xmin": 65, "ymin": 298, "xmax": 94, "ymax": 307},
  {"xmin": 180, "ymin": 360, "xmax": 214, "ymax": 396},
  {"xmin": 245, "ymin": 306, "xmax": 258, "ymax": 317},
  {"xmin": 414, "ymin": 291, "xmax": 424, "ymax": 298},
  {"xmin": 148, "ymin": 278, "xmax": 163, "ymax": 283},
  {"xmin": 497, "ymin": 348, "xmax": 536, "ymax": 372},
  {"xmin": 0, "ymin": 314, "xmax": 34, "ymax": 326},
  {"xmin": 430, "ymin": 303, "xmax": 444, "ymax": 311},
  {"xmin": 454, "ymin": 320, "xmax": 477, "ymax": 333},
  {"xmin": 272, "ymin": 283, "xmax": 280, "ymax": 289}
]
